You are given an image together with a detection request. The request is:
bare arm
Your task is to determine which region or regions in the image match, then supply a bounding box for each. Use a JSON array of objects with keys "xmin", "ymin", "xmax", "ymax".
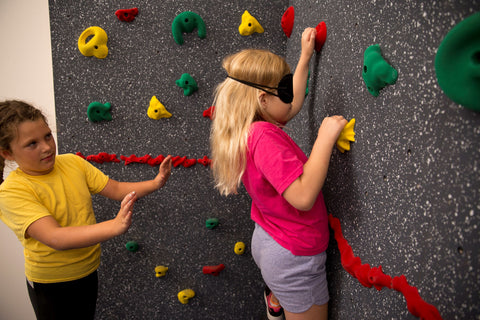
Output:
[
  {"xmin": 283, "ymin": 116, "xmax": 347, "ymax": 211},
  {"xmin": 99, "ymin": 155, "xmax": 172, "ymax": 201},
  {"xmin": 26, "ymin": 191, "xmax": 137, "ymax": 251},
  {"xmin": 289, "ymin": 27, "xmax": 317, "ymax": 120}
]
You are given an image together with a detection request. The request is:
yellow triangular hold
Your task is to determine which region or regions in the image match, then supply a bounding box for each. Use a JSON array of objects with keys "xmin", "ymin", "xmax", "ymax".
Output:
[
  {"xmin": 147, "ymin": 96, "xmax": 172, "ymax": 120},
  {"xmin": 336, "ymin": 118, "xmax": 356, "ymax": 153},
  {"xmin": 238, "ymin": 10, "xmax": 264, "ymax": 36}
]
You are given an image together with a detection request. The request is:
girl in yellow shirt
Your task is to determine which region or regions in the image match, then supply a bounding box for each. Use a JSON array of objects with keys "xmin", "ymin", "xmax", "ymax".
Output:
[{"xmin": 0, "ymin": 100, "xmax": 172, "ymax": 320}]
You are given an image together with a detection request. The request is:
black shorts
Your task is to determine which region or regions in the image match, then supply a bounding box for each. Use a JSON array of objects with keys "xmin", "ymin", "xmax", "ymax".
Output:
[{"xmin": 27, "ymin": 271, "xmax": 98, "ymax": 320}]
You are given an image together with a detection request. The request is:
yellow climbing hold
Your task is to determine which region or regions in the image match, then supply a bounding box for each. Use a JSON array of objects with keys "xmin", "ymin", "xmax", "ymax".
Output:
[
  {"xmin": 78, "ymin": 26, "xmax": 108, "ymax": 59},
  {"xmin": 147, "ymin": 96, "xmax": 172, "ymax": 120},
  {"xmin": 234, "ymin": 241, "xmax": 246, "ymax": 255},
  {"xmin": 238, "ymin": 10, "xmax": 264, "ymax": 36},
  {"xmin": 177, "ymin": 289, "xmax": 195, "ymax": 304},
  {"xmin": 336, "ymin": 118, "xmax": 356, "ymax": 153},
  {"xmin": 154, "ymin": 265, "xmax": 169, "ymax": 278}
]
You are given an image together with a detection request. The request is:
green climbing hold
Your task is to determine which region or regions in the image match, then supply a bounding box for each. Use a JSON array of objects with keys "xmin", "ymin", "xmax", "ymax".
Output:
[
  {"xmin": 87, "ymin": 102, "xmax": 112, "ymax": 122},
  {"xmin": 172, "ymin": 11, "xmax": 206, "ymax": 45},
  {"xmin": 176, "ymin": 73, "xmax": 198, "ymax": 96},
  {"xmin": 206, "ymin": 218, "xmax": 219, "ymax": 229},
  {"xmin": 435, "ymin": 11, "xmax": 480, "ymax": 112},
  {"xmin": 125, "ymin": 241, "xmax": 139, "ymax": 252},
  {"xmin": 362, "ymin": 44, "xmax": 398, "ymax": 97}
]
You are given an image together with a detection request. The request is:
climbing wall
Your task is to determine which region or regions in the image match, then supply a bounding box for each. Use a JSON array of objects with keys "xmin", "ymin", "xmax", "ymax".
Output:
[
  {"xmin": 284, "ymin": 1, "xmax": 480, "ymax": 319},
  {"xmin": 48, "ymin": 0, "xmax": 479, "ymax": 319}
]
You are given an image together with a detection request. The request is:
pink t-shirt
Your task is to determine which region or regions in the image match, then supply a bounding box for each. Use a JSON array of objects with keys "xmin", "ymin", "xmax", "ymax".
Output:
[{"xmin": 242, "ymin": 121, "xmax": 329, "ymax": 256}]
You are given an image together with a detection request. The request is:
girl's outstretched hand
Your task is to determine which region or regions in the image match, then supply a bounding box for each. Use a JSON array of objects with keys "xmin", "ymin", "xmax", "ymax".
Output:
[
  {"xmin": 154, "ymin": 155, "xmax": 172, "ymax": 189},
  {"xmin": 112, "ymin": 191, "xmax": 137, "ymax": 236},
  {"xmin": 301, "ymin": 27, "xmax": 317, "ymax": 60},
  {"xmin": 317, "ymin": 115, "xmax": 348, "ymax": 144}
]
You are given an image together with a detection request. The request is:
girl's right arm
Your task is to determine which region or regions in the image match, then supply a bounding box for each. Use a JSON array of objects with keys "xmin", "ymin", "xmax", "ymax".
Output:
[
  {"xmin": 25, "ymin": 191, "xmax": 137, "ymax": 251},
  {"xmin": 282, "ymin": 115, "xmax": 347, "ymax": 211}
]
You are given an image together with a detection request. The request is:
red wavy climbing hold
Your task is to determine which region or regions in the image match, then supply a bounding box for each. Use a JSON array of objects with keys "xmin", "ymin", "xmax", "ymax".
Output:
[
  {"xmin": 392, "ymin": 275, "xmax": 443, "ymax": 320},
  {"xmin": 76, "ymin": 152, "xmax": 86, "ymax": 159},
  {"xmin": 328, "ymin": 214, "xmax": 443, "ymax": 319},
  {"xmin": 281, "ymin": 6, "xmax": 295, "ymax": 38},
  {"xmin": 147, "ymin": 154, "xmax": 166, "ymax": 166},
  {"xmin": 172, "ymin": 156, "xmax": 187, "ymax": 167},
  {"xmin": 86, "ymin": 152, "xmax": 120, "ymax": 164},
  {"xmin": 182, "ymin": 158, "xmax": 197, "ymax": 168},
  {"xmin": 315, "ymin": 21, "xmax": 327, "ymax": 52},
  {"xmin": 115, "ymin": 8, "xmax": 138, "ymax": 22},
  {"xmin": 368, "ymin": 266, "xmax": 392, "ymax": 291},
  {"xmin": 120, "ymin": 154, "xmax": 152, "ymax": 165},
  {"xmin": 203, "ymin": 106, "xmax": 215, "ymax": 119},
  {"xmin": 202, "ymin": 264, "xmax": 225, "ymax": 276},
  {"xmin": 197, "ymin": 156, "xmax": 212, "ymax": 167}
]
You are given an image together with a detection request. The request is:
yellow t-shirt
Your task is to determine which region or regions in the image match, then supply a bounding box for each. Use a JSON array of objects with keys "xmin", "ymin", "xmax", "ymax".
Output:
[{"xmin": 0, "ymin": 153, "xmax": 109, "ymax": 283}]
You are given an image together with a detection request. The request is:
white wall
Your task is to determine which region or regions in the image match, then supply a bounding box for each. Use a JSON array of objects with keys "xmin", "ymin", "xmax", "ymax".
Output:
[{"xmin": 0, "ymin": 0, "xmax": 55, "ymax": 319}]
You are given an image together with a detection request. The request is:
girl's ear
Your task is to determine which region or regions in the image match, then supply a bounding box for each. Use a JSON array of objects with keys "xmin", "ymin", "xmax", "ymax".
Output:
[
  {"xmin": 258, "ymin": 92, "xmax": 268, "ymax": 109},
  {"xmin": 0, "ymin": 149, "xmax": 13, "ymax": 161}
]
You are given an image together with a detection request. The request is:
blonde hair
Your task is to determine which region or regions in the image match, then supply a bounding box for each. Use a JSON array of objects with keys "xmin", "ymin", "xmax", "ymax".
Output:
[{"xmin": 210, "ymin": 49, "xmax": 290, "ymax": 195}]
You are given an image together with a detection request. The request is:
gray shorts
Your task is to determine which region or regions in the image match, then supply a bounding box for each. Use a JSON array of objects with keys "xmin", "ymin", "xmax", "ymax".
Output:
[{"xmin": 251, "ymin": 223, "xmax": 329, "ymax": 313}]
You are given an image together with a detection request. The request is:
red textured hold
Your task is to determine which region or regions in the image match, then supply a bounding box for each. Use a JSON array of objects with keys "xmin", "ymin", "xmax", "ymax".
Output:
[
  {"xmin": 137, "ymin": 154, "xmax": 152, "ymax": 164},
  {"xmin": 368, "ymin": 265, "xmax": 392, "ymax": 291},
  {"xmin": 182, "ymin": 158, "xmax": 197, "ymax": 168},
  {"xmin": 392, "ymin": 275, "xmax": 443, "ymax": 320},
  {"xmin": 202, "ymin": 264, "xmax": 225, "ymax": 276},
  {"xmin": 354, "ymin": 263, "xmax": 373, "ymax": 288},
  {"xmin": 121, "ymin": 154, "xmax": 140, "ymax": 165},
  {"xmin": 315, "ymin": 21, "xmax": 327, "ymax": 52},
  {"xmin": 281, "ymin": 6, "xmax": 295, "ymax": 38},
  {"xmin": 147, "ymin": 155, "xmax": 166, "ymax": 166},
  {"xmin": 87, "ymin": 152, "xmax": 120, "ymax": 164},
  {"xmin": 197, "ymin": 156, "xmax": 212, "ymax": 167},
  {"xmin": 172, "ymin": 156, "xmax": 187, "ymax": 167},
  {"xmin": 76, "ymin": 152, "xmax": 86, "ymax": 159},
  {"xmin": 115, "ymin": 8, "xmax": 138, "ymax": 22},
  {"xmin": 203, "ymin": 106, "xmax": 215, "ymax": 119},
  {"xmin": 329, "ymin": 213, "xmax": 443, "ymax": 319}
]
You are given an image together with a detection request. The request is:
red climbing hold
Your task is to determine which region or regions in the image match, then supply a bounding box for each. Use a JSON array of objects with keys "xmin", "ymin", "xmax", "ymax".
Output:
[
  {"xmin": 281, "ymin": 6, "xmax": 295, "ymax": 38},
  {"xmin": 202, "ymin": 264, "xmax": 225, "ymax": 276},
  {"xmin": 328, "ymin": 214, "xmax": 443, "ymax": 319},
  {"xmin": 203, "ymin": 105, "xmax": 215, "ymax": 119},
  {"xmin": 197, "ymin": 156, "xmax": 212, "ymax": 167},
  {"xmin": 315, "ymin": 21, "xmax": 327, "ymax": 52},
  {"xmin": 392, "ymin": 275, "xmax": 443, "ymax": 320},
  {"xmin": 86, "ymin": 152, "xmax": 120, "ymax": 164},
  {"xmin": 182, "ymin": 158, "xmax": 197, "ymax": 168},
  {"xmin": 115, "ymin": 8, "xmax": 138, "ymax": 22},
  {"xmin": 76, "ymin": 152, "xmax": 86, "ymax": 159},
  {"xmin": 172, "ymin": 156, "xmax": 187, "ymax": 167},
  {"xmin": 147, "ymin": 154, "xmax": 166, "ymax": 166}
]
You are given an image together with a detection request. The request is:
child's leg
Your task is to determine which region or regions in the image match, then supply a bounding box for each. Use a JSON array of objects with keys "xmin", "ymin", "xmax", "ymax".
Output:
[
  {"xmin": 284, "ymin": 303, "xmax": 328, "ymax": 320},
  {"xmin": 26, "ymin": 270, "xmax": 98, "ymax": 320}
]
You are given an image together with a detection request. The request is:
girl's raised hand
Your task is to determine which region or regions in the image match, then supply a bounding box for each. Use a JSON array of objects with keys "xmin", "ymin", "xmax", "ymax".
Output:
[
  {"xmin": 154, "ymin": 155, "xmax": 172, "ymax": 189},
  {"xmin": 112, "ymin": 191, "xmax": 137, "ymax": 236},
  {"xmin": 317, "ymin": 115, "xmax": 348, "ymax": 144},
  {"xmin": 301, "ymin": 27, "xmax": 317, "ymax": 60}
]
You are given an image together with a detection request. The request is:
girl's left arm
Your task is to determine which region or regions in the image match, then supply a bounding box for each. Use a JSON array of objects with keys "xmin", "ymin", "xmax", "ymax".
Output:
[
  {"xmin": 289, "ymin": 27, "xmax": 317, "ymax": 119},
  {"xmin": 99, "ymin": 155, "xmax": 172, "ymax": 201}
]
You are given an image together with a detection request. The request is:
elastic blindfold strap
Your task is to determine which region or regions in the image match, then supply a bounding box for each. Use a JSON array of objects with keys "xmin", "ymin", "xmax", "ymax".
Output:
[{"xmin": 227, "ymin": 74, "xmax": 293, "ymax": 103}]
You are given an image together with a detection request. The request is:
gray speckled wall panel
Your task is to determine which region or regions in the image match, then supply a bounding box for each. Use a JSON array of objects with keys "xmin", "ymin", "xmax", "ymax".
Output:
[
  {"xmin": 286, "ymin": 1, "xmax": 480, "ymax": 319},
  {"xmin": 49, "ymin": 0, "xmax": 479, "ymax": 319}
]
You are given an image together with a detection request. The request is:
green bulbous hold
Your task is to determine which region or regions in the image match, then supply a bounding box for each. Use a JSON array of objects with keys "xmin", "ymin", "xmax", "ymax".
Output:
[
  {"xmin": 435, "ymin": 12, "xmax": 480, "ymax": 112},
  {"xmin": 362, "ymin": 44, "xmax": 398, "ymax": 97},
  {"xmin": 87, "ymin": 102, "xmax": 112, "ymax": 122},
  {"xmin": 172, "ymin": 11, "xmax": 206, "ymax": 45},
  {"xmin": 176, "ymin": 73, "xmax": 198, "ymax": 96}
]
